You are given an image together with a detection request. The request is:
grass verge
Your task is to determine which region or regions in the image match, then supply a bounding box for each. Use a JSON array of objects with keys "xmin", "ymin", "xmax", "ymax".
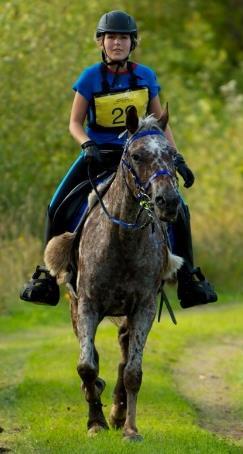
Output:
[{"xmin": 0, "ymin": 297, "xmax": 243, "ymax": 453}]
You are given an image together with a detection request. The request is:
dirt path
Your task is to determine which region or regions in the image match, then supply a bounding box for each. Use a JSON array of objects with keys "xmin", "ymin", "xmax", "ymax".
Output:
[{"xmin": 173, "ymin": 336, "xmax": 243, "ymax": 444}]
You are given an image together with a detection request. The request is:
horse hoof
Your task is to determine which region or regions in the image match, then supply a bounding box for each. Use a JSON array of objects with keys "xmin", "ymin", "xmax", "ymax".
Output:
[
  {"xmin": 88, "ymin": 424, "xmax": 109, "ymax": 437},
  {"xmin": 123, "ymin": 433, "xmax": 143, "ymax": 442},
  {"xmin": 109, "ymin": 415, "xmax": 126, "ymax": 429}
]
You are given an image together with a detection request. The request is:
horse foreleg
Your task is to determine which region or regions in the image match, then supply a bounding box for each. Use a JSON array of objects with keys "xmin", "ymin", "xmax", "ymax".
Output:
[
  {"xmin": 84, "ymin": 346, "xmax": 108, "ymax": 436},
  {"xmin": 109, "ymin": 320, "xmax": 129, "ymax": 429},
  {"xmin": 123, "ymin": 304, "xmax": 156, "ymax": 441},
  {"xmin": 70, "ymin": 296, "xmax": 78, "ymax": 337},
  {"xmin": 76, "ymin": 302, "xmax": 109, "ymax": 435}
]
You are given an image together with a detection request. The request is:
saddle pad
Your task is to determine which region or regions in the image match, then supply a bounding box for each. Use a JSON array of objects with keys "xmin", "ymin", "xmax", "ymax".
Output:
[{"xmin": 52, "ymin": 171, "xmax": 115, "ymax": 236}]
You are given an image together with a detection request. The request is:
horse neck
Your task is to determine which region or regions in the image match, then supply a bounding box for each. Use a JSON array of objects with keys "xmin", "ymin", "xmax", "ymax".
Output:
[{"xmin": 108, "ymin": 163, "xmax": 136, "ymax": 217}]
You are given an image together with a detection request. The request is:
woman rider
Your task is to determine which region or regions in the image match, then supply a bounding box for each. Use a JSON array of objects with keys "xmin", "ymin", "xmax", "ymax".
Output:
[{"xmin": 20, "ymin": 10, "xmax": 217, "ymax": 308}]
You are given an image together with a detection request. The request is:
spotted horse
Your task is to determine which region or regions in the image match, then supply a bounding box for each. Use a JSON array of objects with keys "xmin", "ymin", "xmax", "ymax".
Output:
[{"xmin": 44, "ymin": 106, "xmax": 183, "ymax": 441}]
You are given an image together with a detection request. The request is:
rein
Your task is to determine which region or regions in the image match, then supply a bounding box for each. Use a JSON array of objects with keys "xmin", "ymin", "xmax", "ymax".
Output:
[
  {"xmin": 87, "ymin": 164, "xmax": 153, "ymax": 230},
  {"xmin": 88, "ymin": 129, "xmax": 172, "ymax": 231},
  {"xmin": 87, "ymin": 128, "xmax": 177, "ymax": 324}
]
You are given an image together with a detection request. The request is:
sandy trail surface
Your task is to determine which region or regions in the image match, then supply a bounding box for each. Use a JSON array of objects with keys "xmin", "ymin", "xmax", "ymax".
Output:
[{"xmin": 174, "ymin": 336, "xmax": 243, "ymax": 444}]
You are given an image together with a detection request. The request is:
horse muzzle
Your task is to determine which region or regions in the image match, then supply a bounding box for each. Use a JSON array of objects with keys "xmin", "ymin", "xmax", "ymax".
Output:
[{"xmin": 154, "ymin": 191, "xmax": 180, "ymax": 221}]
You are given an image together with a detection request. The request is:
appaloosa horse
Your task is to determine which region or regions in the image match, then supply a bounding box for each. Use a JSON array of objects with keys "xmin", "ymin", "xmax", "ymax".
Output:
[{"xmin": 44, "ymin": 106, "xmax": 183, "ymax": 441}]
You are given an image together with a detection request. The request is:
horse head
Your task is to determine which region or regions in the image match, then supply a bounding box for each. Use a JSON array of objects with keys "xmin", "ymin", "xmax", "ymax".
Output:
[{"xmin": 123, "ymin": 105, "xmax": 180, "ymax": 222}]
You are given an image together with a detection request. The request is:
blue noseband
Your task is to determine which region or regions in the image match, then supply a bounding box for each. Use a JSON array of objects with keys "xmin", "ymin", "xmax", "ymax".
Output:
[{"xmin": 122, "ymin": 129, "xmax": 172, "ymax": 193}]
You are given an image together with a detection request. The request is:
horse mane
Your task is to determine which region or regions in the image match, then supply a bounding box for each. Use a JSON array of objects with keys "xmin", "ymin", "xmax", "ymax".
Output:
[
  {"xmin": 139, "ymin": 114, "xmax": 158, "ymax": 128},
  {"xmin": 138, "ymin": 114, "xmax": 161, "ymax": 131}
]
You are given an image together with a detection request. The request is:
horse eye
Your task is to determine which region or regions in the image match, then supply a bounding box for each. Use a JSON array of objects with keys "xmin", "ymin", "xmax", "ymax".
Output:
[{"xmin": 131, "ymin": 153, "xmax": 140, "ymax": 162}]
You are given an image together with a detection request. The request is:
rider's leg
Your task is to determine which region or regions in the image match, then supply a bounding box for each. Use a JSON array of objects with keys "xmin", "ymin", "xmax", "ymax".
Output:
[
  {"xmin": 20, "ymin": 146, "xmax": 123, "ymax": 306},
  {"xmin": 169, "ymin": 200, "xmax": 217, "ymax": 308},
  {"xmin": 20, "ymin": 152, "xmax": 89, "ymax": 306}
]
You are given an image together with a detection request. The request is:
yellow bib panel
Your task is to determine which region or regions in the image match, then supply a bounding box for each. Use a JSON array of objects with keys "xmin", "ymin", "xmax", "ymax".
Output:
[{"xmin": 94, "ymin": 87, "xmax": 149, "ymax": 128}]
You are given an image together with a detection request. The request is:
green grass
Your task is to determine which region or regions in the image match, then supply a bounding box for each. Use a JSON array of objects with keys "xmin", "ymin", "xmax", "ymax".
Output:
[{"xmin": 1, "ymin": 296, "xmax": 243, "ymax": 453}]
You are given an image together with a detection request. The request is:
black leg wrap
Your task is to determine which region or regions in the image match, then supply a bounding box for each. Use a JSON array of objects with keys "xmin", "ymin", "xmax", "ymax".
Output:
[{"xmin": 87, "ymin": 399, "xmax": 109, "ymax": 430}]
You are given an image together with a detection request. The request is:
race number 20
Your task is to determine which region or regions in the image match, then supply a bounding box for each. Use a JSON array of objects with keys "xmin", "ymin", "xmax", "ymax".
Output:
[{"xmin": 112, "ymin": 105, "xmax": 134, "ymax": 125}]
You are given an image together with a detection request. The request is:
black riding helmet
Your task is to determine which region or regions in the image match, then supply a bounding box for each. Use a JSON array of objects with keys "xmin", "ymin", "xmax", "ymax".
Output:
[{"xmin": 96, "ymin": 11, "xmax": 138, "ymax": 51}]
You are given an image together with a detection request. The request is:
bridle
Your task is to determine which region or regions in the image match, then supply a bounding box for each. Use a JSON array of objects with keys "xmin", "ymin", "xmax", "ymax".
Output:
[
  {"xmin": 88, "ymin": 128, "xmax": 179, "ymax": 324},
  {"xmin": 88, "ymin": 128, "xmax": 175, "ymax": 230},
  {"xmin": 122, "ymin": 129, "xmax": 173, "ymax": 192}
]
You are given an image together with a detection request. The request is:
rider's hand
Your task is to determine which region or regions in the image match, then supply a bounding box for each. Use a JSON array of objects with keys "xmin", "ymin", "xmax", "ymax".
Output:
[
  {"xmin": 174, "ymin": 153, "xmax": 195, "ymax": 188},
  {"xmin": 81, "ymin": 140, "xmax": 101, "ymax": 164}
]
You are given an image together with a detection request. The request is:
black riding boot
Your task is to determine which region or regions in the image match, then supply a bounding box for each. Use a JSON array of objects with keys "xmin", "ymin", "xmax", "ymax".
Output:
[
  {"xmin": 170, "ymin": 203, "xmax": 217, "ymax": 308},
  {"xmin": 19, "ymin": 208, "xmax": 60, "ymax": 306}
]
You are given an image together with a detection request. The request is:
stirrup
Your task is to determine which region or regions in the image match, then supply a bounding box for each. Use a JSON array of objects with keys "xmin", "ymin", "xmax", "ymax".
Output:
[
  {"xmin": 178, "ymin": 266, "xmax": 218, "ymax": 309},
  {"xmin": 20, "ymin": 265, "xmax": 60, "ymax": 306},
  {"xmin": 192, "ymin": 267, "xmax": 218, "ymax": 301}
]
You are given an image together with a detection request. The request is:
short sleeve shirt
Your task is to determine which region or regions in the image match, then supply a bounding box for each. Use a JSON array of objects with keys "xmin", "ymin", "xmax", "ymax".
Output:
[{"xmin": 72, "ymin": 62, "xmax": 161, "ymax": 146}]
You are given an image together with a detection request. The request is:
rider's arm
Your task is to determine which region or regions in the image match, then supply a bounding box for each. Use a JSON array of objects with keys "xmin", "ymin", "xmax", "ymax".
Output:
[
  {"xmin": 69, "ymin": 92, "xmax": 91, "ymax": 145},
  {"xmin": 149, "ymin": 95, "xmax": 194, "ymax": 188},
  {"xmin": 149, "ymin": 95, "xmax": 177, "ymax": 149}
]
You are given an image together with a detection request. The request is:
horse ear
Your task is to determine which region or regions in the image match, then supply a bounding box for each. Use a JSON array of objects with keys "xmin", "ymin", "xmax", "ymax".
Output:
[
  {"xmin": 126, "ymin": 105, "xmax": 139, "ymax": 134},
  {"xmin": 158, "ymin": 102, "xmax": 169, "ymax": 131}
]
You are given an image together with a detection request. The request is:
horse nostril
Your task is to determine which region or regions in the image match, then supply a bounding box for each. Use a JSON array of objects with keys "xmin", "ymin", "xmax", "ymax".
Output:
[{"xmin": 155, "ymin": 195, "xmax": 165, "ymax": 207}]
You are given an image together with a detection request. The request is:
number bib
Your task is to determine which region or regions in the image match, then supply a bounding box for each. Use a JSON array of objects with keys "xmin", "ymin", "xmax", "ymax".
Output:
[{"xmin": 94, "ymin": 87, "xmax": 149, "ymax": 128}]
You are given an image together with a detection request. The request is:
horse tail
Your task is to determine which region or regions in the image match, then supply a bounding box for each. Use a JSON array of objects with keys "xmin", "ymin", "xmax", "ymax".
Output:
[
  {"xmin": 163, "ymin": 250, "xmax": 184, "ymax": 280},
  {"xmin": 44, "ymin": 232, "xmax": 77, "ymax": 284}
]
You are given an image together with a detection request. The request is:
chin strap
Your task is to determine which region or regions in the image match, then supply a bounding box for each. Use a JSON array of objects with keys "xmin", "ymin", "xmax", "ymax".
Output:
[
  {"xmin": 101, "ymin": 49, "xmax": 129, "ymax": 88},
  {"xmin": 101, "ymin": 36, "xmax": 132, "ymax": 90}
]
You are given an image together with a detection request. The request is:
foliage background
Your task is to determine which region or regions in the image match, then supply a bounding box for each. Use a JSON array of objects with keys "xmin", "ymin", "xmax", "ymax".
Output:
[{"xmin": 1, "ymin": 0, "xmax": 243, "ymax": 309}]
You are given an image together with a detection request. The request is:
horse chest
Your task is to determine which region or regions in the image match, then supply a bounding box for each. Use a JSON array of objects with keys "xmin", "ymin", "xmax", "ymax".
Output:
[
  {"xmin": 84, "ymin": 255, "xmax": 160, "ymax": 316},
  {"xmin": 91, "ymin": 284, "xmax": 154, "ymax": 316}
]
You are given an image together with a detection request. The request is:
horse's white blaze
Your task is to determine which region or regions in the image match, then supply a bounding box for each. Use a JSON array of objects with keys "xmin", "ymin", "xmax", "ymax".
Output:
[{"xmin": 147, "ymin": 136, "xmax": 169, "ymax": 157}]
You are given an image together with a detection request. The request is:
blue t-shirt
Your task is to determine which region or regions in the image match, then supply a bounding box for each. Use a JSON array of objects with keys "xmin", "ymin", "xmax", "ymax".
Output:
[{"xmin": 72, "ymin": 62, "xmax": 161, "ymax": 146}]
